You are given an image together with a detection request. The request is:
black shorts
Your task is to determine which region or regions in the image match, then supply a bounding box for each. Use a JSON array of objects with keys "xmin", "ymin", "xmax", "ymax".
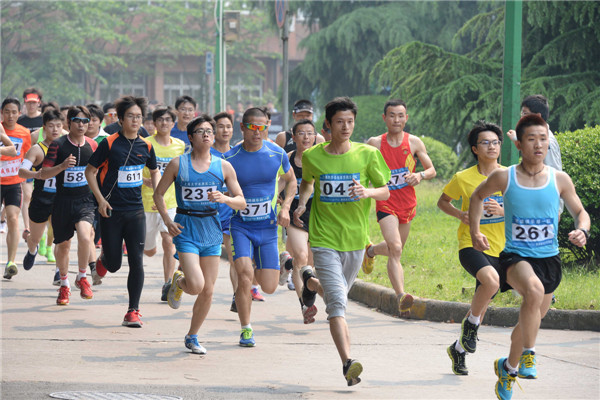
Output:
[
  {"xmin": 499, "ymin": 251, "xmax": 562, "ymax": 294},
  {"xmin": 52, "ymin": 193, "xmax": 96, "ymax": 244},
  {"xmin": 288, "ymin": 207, "xmax": 309, "ymax": 232},
  {"xmin": 1, "ymin": 183, "xmax": 22, "ymax": 208},
  {"xmin": 28, "ymin": 193, "xmax": 55, "ymax": 223},
  {"xmin": 459, "ymin": 247, "xmax": 501, "ymax": 294}
]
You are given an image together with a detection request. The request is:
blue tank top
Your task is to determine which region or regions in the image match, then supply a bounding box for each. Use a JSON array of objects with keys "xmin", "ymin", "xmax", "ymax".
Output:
[
  {"xmin": 210, "ymin": 147, "xmax": 233, "ymax": 223},
  {"xmin": 503, "ymin": 165, "xmax": 560, "ymax": 258},
  {"xmin": 175, "ymin": 153, "xmax": 224, "ymax": 212}
]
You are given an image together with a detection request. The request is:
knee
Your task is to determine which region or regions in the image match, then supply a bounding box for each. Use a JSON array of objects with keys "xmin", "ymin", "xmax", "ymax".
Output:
[
  {"xmin": 522, "ymin": 282, "xmax": 545, "ymax": 304},
  {"xmin": 480, "ymin": 273, "xmax": 500, "ymax": 293},
  {"xmin": 144, "ymin": 248, "xmax": 157, "ymax": 257},
  {"xmin": 387, "ymin": 241, "xmax": 403, "ymax": 258},
  {"xmin": 293, "ymin": 250, "xmax": 308, "ymax": 266},
  {"xmin": 6, "ymin": 213, "xmax": 18, "ymax": 225}
]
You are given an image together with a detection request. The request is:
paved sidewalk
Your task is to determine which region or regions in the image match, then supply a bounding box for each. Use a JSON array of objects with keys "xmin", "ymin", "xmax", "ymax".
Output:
[{"xmin": 2, "ymin": 235, "xmax": 599, "ymax": 399}]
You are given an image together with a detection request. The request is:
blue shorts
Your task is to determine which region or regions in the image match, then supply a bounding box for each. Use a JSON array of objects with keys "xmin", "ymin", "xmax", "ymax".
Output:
[
  {"xmin": 176, "ymin": 243, "xmax": 222, "ymax": 258},
  {"xmin": 230, "ymin": 223, "xmax": 279, "ymax": 270},
  {"xmin": 173, "ymin": 213, "xmax": 222, "ymax": 257}
]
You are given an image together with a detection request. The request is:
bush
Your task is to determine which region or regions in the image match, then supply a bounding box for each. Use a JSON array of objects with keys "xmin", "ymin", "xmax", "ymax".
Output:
[
  {"xmin": 556, "ymin": 125, "xmax": 600, "ymax": 264},
  {"xmin": 417, "ymin": 136, "xmax": 458, "ymax": 180}
]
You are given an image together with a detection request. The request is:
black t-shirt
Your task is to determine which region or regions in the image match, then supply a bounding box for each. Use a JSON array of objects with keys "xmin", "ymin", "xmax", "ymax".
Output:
[
  {"xmin": 17, "ymin": 115, "xmax": 43, "ymax": 133},
  {"xmin": 104, "ymin": 122, "xmax": 149, "ymax": 138},
  {"xmin": 43, "ymin": 135, "xmax": 97, "ymax": 197},
  {"xmin": 88, "ymin": 131, "xmax": 157, "ymax": 211}
]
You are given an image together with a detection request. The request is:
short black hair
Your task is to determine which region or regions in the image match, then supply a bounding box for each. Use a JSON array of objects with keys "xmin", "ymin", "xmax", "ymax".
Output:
[
  {"xmin": 2, "ymin": 97, "xmax": 21, "ymax": 110},
  {"xmin": 383, "ymin": 99, "xmax": 407, "ymax": 115},
  {"xmin": 86, "ymin": 104, "xmax": 104, "ymax": 122},
  {"xmin": 187, "ymin": 114, "xmax": 216, "ymax": 148},
  {"xmin": 175, "ymin": 95, "xmax": 197, "ymax": 110},
  {"xmin": 41, "ymin": 101, "xmax": 60, "ymax": 114},
  {"xmin": 102, "ymin": 102, "xmax": 115, "ymax": 113},
  {"xmin": 292, "ymin": 119, "xmax": 315, "ymax": 134},
  {"xmin": 115, "ymin": 95, "xmax": 147, "ymax": 121},
  {"xmin": 521, "ymin": 95, "xmax": 549, "ymax": 122},
  {"xmin": 467, "ymin": 120, "xmax": 502, "ymax": 160},
  {"xmin": 325, "ymin": 97, "xmax": 357, "ymax": 123},
  {"xmin": 42, "ymin": 109, "xmax": 63, "ymax": 126},
  {"xmin": 67, "ymin": 105, "xmax": 91, "ymax": 124},
  {"xmin": 322, "ymin": 120, "xmax": 330, "ymax": 133},
  {"xmin": 214, "ymin": 112, "xmax": 233, "ymax": 124},
  {"xmin": 516, "ymin": 114, "xmax": 547, "ymax": 141},
  {"xmin": 152, "ymin": 106, "xmax": 176, "ymax": 123},
  {"xmin": 242, "ymin": 107, "xmax": 268, "ymax": 124}
]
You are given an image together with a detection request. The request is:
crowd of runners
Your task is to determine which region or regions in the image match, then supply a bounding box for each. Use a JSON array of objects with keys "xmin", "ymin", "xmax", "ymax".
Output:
[{"xmin": 0, "ymin": 88, "xmax": 590, "ymax": 399}]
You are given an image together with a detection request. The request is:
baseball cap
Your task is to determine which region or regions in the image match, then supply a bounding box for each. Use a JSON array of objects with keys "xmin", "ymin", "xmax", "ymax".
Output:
[
  {"xmin": 293, "ymin": 101, "xmax": 313, "ymax": 114},
  {"xmin": 24, "ymin": 93, "xmax": 40, "ymax": 103}
]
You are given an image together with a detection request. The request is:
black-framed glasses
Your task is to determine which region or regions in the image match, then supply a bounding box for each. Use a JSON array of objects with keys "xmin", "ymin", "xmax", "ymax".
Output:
[
  {"xmin": 477, "ymin": 140, "xmax": 501, "ymax": 147},
  {"xmin": 70, "ymin": 117, "xmax": 90, "ymax": 124},
  {"xmin": 193, "ymin": 128, "xmax": 214, "ymax": 136}
]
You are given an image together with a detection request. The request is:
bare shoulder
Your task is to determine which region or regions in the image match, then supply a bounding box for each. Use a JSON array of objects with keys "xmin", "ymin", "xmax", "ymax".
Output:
[
  {"xmin": 409, "ymin": 134, "xmax": 427, "ymax": 152},
  {"xmin": 555, "ymin": 169, "xmax": 574, "ymax": 189},
  {"xmin": 366, "ymin": 134, "xmax": 383, "ymax": 149}
]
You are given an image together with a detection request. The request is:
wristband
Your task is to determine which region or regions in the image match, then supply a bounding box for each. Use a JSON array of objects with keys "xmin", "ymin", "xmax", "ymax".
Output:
[
  {"xmin": 21, "ymin": 159, "xmax": 33, "ymax": 171},
  {"xmin": 578, "ymin": 228, "xmax": 589, "ymax": 240}
]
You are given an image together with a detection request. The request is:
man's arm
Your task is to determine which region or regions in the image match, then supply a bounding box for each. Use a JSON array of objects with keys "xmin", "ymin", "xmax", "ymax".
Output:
[
  {"xmin": 557, "ymin": 172, "xmax": 590, "ymax": 248},
  {"xmin": 293, "ymin": 178, "xmax": 314, "ymax": 228},
  {"xmin": 209, "ymin": 160, "xmax": 246, "ymax": 210},
  {"xmin": 406, "ymin": 137, "xmax": 436, "ymax": 186},
  {"xmin": 18, "ymin": 146, "xmax": 44, "ymax": 179},
  {"xmin": 275, "ymin": 131, "xmax": 287, "ymax": 148},
  {"xmin": 153, "ymin": 158, "xmax": 183, "ymax": 237},
  {"xmin": 438, "ymin": 192, "xmax": 470, "ymax": 225},
  {"xmin": 0, "ymin": 129, "xmax": 17, "ymax": 157},
  {"xmin": 85, "ymin": 164, "xmax": 112, "ymax": 218},
  {"xmin": 469, "ymin": 169, "xmax": 507, "ymax": 251},
  {"xmin": 277, "ymin": 168, "xmax": 297, "ymax": 227}
]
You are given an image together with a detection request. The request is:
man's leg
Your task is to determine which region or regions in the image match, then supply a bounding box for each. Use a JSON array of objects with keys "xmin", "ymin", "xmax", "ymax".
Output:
[
  {"xmin": 5, "ymin": 204, "xmax": 20, "ymax": 263},
  {"xmin": 74, "ymin": 221, "xmax": 94, "ymax": 299},
  {"xmin": 286, "ymin": 225, "xmax": 310, "ymax": 300},
  {"xmin": 20, "ymin": 181, "xmax": 33, "ymax": 239},
  {"xmin": 234, "ymin": 257, "xmax": 255, "ymax": 327},
  {"xmin": 252, "ymin": 228, "xmax": 280, "ymax": 295},
  {"xmin": 187, "ymin": 256, "xmax": 220, "ymax": 335},
  {"xmin": 160, "ymin": 231, "xmax": 176, "ymax": 281}
]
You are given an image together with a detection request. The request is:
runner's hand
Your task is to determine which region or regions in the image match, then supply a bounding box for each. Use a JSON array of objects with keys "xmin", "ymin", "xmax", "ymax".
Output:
[
  {"xmin": 404, "ymin": 172, "xmax": 420, "ymax": 187},
  {"xmin": 472, "ymin": 232, "xmax": 490, "ymax": 252},
  {"xmin": 484, "ymin": 198, "xmax": 504, "ymax": 216},
  {"xmin": 208, "ymin": 190, "xmax": 226, "ymax": 204},
  {"xmin": 459, "ymin": 211, "xmax": 470, "ymax": 225},
  {"xmin": 98, "ymin": 199, "xmax": 113, "ymax": 219},
  {"xmin": 568, "ymin": 229, "xmax": 587, "ymax": 248},
  {"xmin": 349, "ymin": 178, "xmax": 368, "ymax": 200},
  {"xmin": 166, "ymin": 220, "xmax": 184, "ymax": 237},
  {"xmin": 61, "ymin": 154, "xmax": 76, "ymax": 170},
  {"xmin": 277, "ymin": 206, "xmax": 290, "ymax": 228},
  {"xmin": 293, "ymin": 205, "xmax": 305, "ymax": 228}
]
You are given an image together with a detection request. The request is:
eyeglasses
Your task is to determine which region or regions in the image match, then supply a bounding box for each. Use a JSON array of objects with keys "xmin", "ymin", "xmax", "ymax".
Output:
[
  {"xmin": 193, "ymin": 128, "xmax": 214, "ymax": 136},
  {"xmin": 155, "ymin": 117, "xmax": 173, "ymax": 123},
  {"xmin": 243, "ymin": 123, "xmax": 268, "ymax": 132},
  {"xmin": 125, "ymin": 114, "xmax": 143, "ymax": 121},
  {"xmin": 477, "ymin": 140, "xmax": 501, "ymax": 147},
  {"xmin": 70, "ymin": 117, "xmax": 90, "ymax": 124},
  {"xmin": 294, "ymin": 131, "xmax": 316, "ymax": 137},
  {"xmin": 105, "ymin": 112, "xmax": 117, "ymax": 117},
  {"xmin": 178, "ymin": 108, "xmax": 195, "ymax": 114}
]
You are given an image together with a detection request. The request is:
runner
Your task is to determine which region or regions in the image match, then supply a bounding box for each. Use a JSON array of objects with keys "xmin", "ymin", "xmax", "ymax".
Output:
[
  {"xmin": 223, "ymin": 107, "xmax": 297, "ymax": 346},
  {"xmin": 364, "ymin": 99, "xmax": 436, "ymax": 315},
  {"xmin": 437, "ymin": 121, "xmax": 506, "ymax": 375},
  {"xmin": 141, "ymin": 106, "xmax": 185, "ymax": 301},
  {"xmin": 469, "ymin": 114, "xmax": 590, "ymax": 400},
  {"xmin": 39, "ymin": 106, "xmax": 97, "ymax": 305},
  {"xmin": 209, "ymin": 112, "xmax": 238, "ymax": 312},
  {"xmin": 278, "ymin": 119, "xmax": 320, "ymax": 323},
  {"xmin": 171, "ymin": 95, "xmax": 197, "ymax": 150},
  {"xmin": 85, "ymin": 95, "xmax": 161, "ymax": 327},
  {"xmin": 1, "ymin": 97, "xmax": 32, "ymax": 279},
  {"xmin": 19, "ymin": 109, "xmax": 63, "ymax": 272},
  {"xmin": 294, "ymin": 97, "xmax": 391, "ymax": 386},
  {"xmin": 154, "ymin": 114, "xmax": 245, "ymax": 354},
  {"xmin": 274, "ymin": 99, "xmax": 324, "ymax": 151}
]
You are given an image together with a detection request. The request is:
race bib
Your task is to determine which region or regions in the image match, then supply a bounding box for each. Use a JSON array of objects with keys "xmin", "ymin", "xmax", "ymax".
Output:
[
  {"xmin": 63, "ymin": 166, "xmax": 87, "ymax": 187},
  {"xmin": 481, "ymin": 195, "xmax": 504, "ymax": 225},
  {"xmin": 181, "ymin": 185, "xmax": 217, "ymax": 204},
  {"xmin": 0, "ymin": 159, "xmax": 21, "ymax": 178},
  {"xmin": 387, "ymin": 167, "xmax": 409, "ymax": 190},
  {"xmin": 511, "ymin": 216, "xmax": 555, "ymax": 248},
  {"xmin": 117, "ymin": 164, "xmax": 144, "ymax": 188},
  {"xmin": 156, "ymin": 157, "xmax": 172, "ymax": 175},
  {"xmin": 43, "ymin": 177, "xmax": 57, "ymax": 193},
  {"xmin": 319, "ymin": 173, "xmax": 359, "ymax": 203},
  {"xmin": 9, "ymin": 136, "xmax": 23, "ymax": 156},
  {"xmin": 240, "ymin": 196, "xmax": 272, "ymax": 221},
  {"xmin": 294, "ymin": 178, "xmax": 313, "ymax": 200}
]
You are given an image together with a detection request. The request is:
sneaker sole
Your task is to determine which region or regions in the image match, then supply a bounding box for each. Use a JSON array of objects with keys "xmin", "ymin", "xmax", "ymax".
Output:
[
  {"xmin": 122, "ymin": 321, "xmax": 142, "ymax": 328},
  {"xmin": 345, "ymin": 362, "xmax": 363, "ymax": 386},
  {"xmin": 278, "ymin": 269, "xmax": 290, "ymax": 286},
  {"xmin": 303, "ymin": 305, "xmax": 318, "ymax": 324},
  {"xmin": 460, "ymin": 319, "xmax": 477, "ymax": 353},
  {"xmin": 239, "ymin": 341, "xmax": 256, "ymax": 347},
  {"xmin": 5, "ymin": 264, "xmax": 18, "ymax": 278},
  {"xmin": 398, "ymin": 293, "xmax": 414, "ymax": 312},
  {"xmin": 186, "ymin": 344, "xmax": 207, "ymax": 355},
  {"xmin": 446, "ymin": 346, "xmax": 468, "ymax": 376},
  {"xmin": 167, "ymin": 274, "xmax": 183, "ymax": 309}
]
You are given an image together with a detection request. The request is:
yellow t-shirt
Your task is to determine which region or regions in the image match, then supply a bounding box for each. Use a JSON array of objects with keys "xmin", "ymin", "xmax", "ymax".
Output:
[
  {"xmin": 443, "ymin": 164, "xmax": 506, "ymax": 257},
  {"xmin": 141, "ymin": 135, "xmax": 185, "ymax": 212}
]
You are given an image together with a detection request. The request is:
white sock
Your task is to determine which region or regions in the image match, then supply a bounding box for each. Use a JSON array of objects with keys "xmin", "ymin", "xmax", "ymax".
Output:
[
  {"xmin": 467, "ymin": 314, "xmax": 480, "ymax": 325},
  {"xmin": 60, "ymin": 275, "xmax": 70, "ymax": 288},
  {"xmin": 29, "ymin": 246, "xmax": 38, "ymax": 256},
  {"xmin": 55, "ymin": 267, "xmax": 59, "ymax": 273},
  {"xmin": 77, "ymin": 268, "xmax": 86, "ymax": 280},
  {"xmin": 455, "ymin": 340, "xmax": 466, "ymax": 354},
  {"xmin": 251, "ymin": 285, "xmax": 259, "ymax": 290},
  {"xmin": 523, "ymin": 347, "xmax": 535, "ymax": 354},
  {"xmin": 505, "ymin": 359, "xmax": 518, "ymax": 375},
  {"xmin": 242, "ymin": 324, "xmax": 252, "ymax": 331}
]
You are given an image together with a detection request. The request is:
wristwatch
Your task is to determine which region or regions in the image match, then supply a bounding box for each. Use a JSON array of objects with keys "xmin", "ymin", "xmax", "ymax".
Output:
[
  {"xmin": 578, "ymin": 228, "xmax": 590, "ymax": 239},
  {"xmin": 420, "ymin": 171, "xmax": 426, "ymax": 180}
]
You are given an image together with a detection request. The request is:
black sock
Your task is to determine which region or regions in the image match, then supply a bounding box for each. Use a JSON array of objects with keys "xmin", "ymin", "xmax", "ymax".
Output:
[{"xmin": 285, "ymin": 258, "xmax": 293, "ymax": 271}]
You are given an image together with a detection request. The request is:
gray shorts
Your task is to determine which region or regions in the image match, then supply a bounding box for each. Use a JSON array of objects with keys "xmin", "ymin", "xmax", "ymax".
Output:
[{"xmin": 311, "ymin": 247, "xmax": 364, "ymax": 320}]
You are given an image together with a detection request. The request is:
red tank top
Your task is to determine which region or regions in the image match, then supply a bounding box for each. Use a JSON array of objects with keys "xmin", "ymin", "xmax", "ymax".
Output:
[{"xmin": 376, "ymin": 132, "xmax": 417, "ymax": 213}]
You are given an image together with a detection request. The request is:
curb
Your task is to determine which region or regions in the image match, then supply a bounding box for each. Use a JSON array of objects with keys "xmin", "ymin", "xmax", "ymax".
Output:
[{"xmin": 349, "ymin": 279, "xmax": 600, "ymax": 332}]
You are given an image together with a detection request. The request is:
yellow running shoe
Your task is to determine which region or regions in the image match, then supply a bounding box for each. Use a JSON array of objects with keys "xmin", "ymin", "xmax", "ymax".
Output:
[
  {"xmin": 168, "ymin": 270, "xmax": 184, "ymax": 309},
  {"xmin": 361, "ymin": 243, "xmax": 374, "ymax": 274}
]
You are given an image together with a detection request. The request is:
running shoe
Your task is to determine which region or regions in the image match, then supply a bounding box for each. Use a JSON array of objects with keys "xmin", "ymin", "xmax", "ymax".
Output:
[
  {"xmin": 494, "ymin": 357, "xmax": 518, "ymax": 400},
  {"xmin": 38, "ymin": 234, "xmax": 47, "ymax": 257},
  {"xmin": 56, "ymin": 286, "xmax": 70, "ymax": 305},
  {"xmin": 518, "ymin": 350, "xmax": 537, "ymax": 379},
  {"xmin": 251, "ymin": 287, "xmax": 265, "ymax": 301},
  {"xmin": 278, "ymin": 251, "xmax": 292, "ymax": 286},
  {"xmin": 302, "ymin": 304, "xmax": 317, "ymax": 324},
  {"xmin": 52, "ymin": 270, "xmax": 60, "ymax": 286},
  {"xmin": 95, "ymin": 238, "xmax": 102, "ymax": 249},
  {"xmin": 343, "ymin": 359, "xmax": 363, "ymax": 386},
  {"xmin": 46, "ymin": 248, "xmax": 56, "ymax": 263},
  {"xmin": 75, "ymin": 277, "xmax": 93, "ymax": 299},
  {"xmin": 230, "ymin": 294, "xmax": 237, "ymax": 313},
  {"xmin": 161, "ymin": 279, "xmax": 171, "ymax": 302},
  {"xmin": 0, "ymin": 220, "xmax": 6, "ymax": 233},
  {"xmin": 300, "ymin": 266, "xmax": 317, "ymax": 307},
  {"xmin": 92, "ymin": 256, "xmax": 107, "ymax": 285},
  {"xmin": 398, "ymin": 293, "xmax": 414, "ymax": 313},
  {"xmin": 168, "ymin": 270, "xmax": 184, "ymax": 309},
  {"xmin": 287, "ymin": 272, "xmax": 295, "ymax": 291},
  {"xmin": 122, "ymin": 309, "xmax": 143, "ymax": 327},
  {"xmin": 460, "ymin": 317, "xmax": 479, "ymax": 353},
  {"xmin": 185, "ymin": 334, "xmax": 207, "ymax": 354},
  {"xmin": 447, "ymin": 341, "xmax": 468, "ymax": 375},
  {"xmin": 122, "ymin": 243, "xmax": 128, "ymax": 256},
  {"xmin": 3, "ymin": 261, "xmax": 18, "ymax": 280},
  {"xmin": 239, "ymin": 328, "xmax": 256, "ymax": 347},
  {"xmin": 361, "ymin": 243, "xmax": 374, "ymax": 274},
  {"xmin": 23, "ymin": 247, "xmax": 37, "ymax": 271}
]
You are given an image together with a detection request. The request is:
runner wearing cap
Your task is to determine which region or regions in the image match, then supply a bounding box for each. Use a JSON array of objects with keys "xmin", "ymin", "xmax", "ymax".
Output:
[{"xmin": 275, "ymin": 99, "xmax": 325, "ymax": 152}]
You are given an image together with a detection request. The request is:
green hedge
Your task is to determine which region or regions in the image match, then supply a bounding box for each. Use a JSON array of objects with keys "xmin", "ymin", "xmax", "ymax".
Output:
[
  {"xmin": 556, "ymin": 125, "xmax": 599, "ymax": 264},
  {"xmin": 417, "ymin": 136, "xmax": 458, "ymax": 180}
]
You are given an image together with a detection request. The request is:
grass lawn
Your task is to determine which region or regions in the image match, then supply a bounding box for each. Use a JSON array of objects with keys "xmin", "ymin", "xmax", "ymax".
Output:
[{"xmin": 359, "ymin": 180, "xmax": 599, "ymax": 311}]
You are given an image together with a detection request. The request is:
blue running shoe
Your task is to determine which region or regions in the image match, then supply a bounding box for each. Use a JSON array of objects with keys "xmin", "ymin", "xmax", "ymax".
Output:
[
  {"xmin": 239, "ymin": 328, "xmax": 256, "ymax": 347},
  {"xmin": 518, "ymin": 350, "xmax": 537, "ymax": 379},
  {"xmin": 185, "ymin": 334, "xmax": 207, "ymax": 354},
  {"xmin": 52, "ymin": 269, "xmax": 60, "ymax": 286},
  {"xmin": 23, "ymin": 247, "xmax": 37, "ymax": 271},
  {"xmin": 494, "ymin": 358, "xmax": 517, "ymax": 400}
]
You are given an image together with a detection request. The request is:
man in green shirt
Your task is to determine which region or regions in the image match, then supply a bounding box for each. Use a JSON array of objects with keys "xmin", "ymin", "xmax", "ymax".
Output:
[{"xmin": 294, "ymin": 97, "xmax": 391, "ymax": 386}]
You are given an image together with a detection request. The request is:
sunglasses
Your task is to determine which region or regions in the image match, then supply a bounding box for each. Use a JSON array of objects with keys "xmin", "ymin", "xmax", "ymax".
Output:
[
  {"xmin": 105, "ymin": 112, "xmax": 117, "ymax": 117},
  {"xmin": 70, "ymin": 117, "xmax": 90, "ymax": 124},
  {"xmin": 243, "ymin": 123, "xmax": 268, "ymax": 132}
]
